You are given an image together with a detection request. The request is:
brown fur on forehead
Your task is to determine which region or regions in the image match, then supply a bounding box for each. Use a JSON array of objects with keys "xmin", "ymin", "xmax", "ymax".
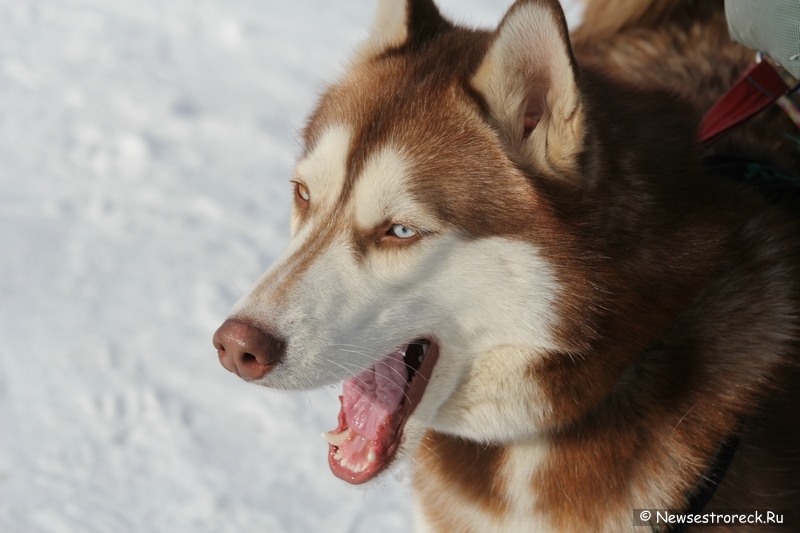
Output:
[
  {"xmin": 370, "ymin": 85, "xmax": 541, "ymax": 239},
  {"xmin": 302, "ymin": 24, "xmax": 490, "ymax": 154},
  {"xmin": 303, "ymin": 24, "xmax": 562, "ymax": 239}
]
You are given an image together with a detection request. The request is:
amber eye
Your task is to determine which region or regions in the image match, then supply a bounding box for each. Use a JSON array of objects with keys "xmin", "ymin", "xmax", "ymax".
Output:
[{"xmin": 295, "ymin": 182, "xmax": 310, "ymax": 203}]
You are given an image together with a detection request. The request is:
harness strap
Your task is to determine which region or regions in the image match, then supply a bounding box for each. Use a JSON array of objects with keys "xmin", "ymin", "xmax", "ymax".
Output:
[
  {"xmin": 699, "ymin": 60, "xmax": 792, "ymax": 146},
  {"xmin": 663, "ymin": 424, "xmax": 743, "ymax": 533}
]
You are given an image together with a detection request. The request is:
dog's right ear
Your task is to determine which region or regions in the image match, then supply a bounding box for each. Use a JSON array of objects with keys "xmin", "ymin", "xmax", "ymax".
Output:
[
  {"xmin": 352, "ymin": 0, "xmax": 452, "ymax": 62},
  {"xmin": 471, "ymin": 0, "xmax": 585, "ymax": 179}
]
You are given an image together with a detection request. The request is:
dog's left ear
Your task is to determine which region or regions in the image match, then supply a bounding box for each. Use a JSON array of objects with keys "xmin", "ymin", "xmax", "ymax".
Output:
[
  {"xmin": 471, "ymin": 0, "xmax": 584, "ymax": 178},
  {"xmin": 353, "ymin": 0, "xmax": 452, "ymax": 62}
]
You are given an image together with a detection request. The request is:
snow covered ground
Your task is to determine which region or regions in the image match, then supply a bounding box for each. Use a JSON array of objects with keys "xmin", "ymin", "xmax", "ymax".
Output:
[{"xmin": 0, "ymin": 1, "xmax": 580, "ymax": 531}]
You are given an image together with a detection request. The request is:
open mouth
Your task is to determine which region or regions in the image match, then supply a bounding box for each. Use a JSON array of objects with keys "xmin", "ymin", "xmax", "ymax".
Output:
[{"xmin": 322, "ymin": 338, "xmax": 439, "ymax": 484}]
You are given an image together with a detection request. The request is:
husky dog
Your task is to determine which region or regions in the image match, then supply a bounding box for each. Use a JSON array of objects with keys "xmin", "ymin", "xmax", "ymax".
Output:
[{"xmin": 213, "ymin": 0, "xmax": 800, "ymax": 530}]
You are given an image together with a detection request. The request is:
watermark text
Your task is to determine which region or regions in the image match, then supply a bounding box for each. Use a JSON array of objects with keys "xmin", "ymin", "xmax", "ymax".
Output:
[{"xmin": 633, "ymin": 509, "xmax": 794, "ymax": 527}]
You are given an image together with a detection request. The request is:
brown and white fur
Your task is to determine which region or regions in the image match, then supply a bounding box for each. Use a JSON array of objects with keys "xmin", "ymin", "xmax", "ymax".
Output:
[{"xmin": 214, "ymin": 0, "xmax": 800, "ymax": 531}]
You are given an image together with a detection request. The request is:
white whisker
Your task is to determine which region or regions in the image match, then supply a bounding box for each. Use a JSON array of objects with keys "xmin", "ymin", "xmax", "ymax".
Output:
[{"xmin": 333, "ymin": 346, "xmax": 422, "ymax": 376}]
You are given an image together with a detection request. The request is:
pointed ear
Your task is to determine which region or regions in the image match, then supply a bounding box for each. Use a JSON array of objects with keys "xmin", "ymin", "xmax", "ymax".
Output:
[
  {"xmin": 471, "ymin": 0, "xmax": 584, "ymax": 178},
  {"xmin": 353, "ymin": 0, "xmax": 452, "ymax": 62}
]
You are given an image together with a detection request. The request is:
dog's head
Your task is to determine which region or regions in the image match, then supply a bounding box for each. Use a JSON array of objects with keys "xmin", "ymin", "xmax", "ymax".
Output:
[{"xmin": 214, "ymin": 0, "xmax": 589, "ymax": 484}]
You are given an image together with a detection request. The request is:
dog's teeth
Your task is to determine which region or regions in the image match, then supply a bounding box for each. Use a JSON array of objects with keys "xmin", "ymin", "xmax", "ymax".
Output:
[
  {"xmin": 334, "ymin": 450, "xmax": 343, "ymax": 461},
  {"xmin": 368, "ymin": 450, "xmax": 377, "ymax": 463},
  {"xmin": 421, "ymin": 343, "xmax": 430, "ymax": 356},
  {"xmin": 322, "ymin": 430, "xmax": 349, "ymax": 447},
  {"xmin": 341, "ymin": 458, "xmax": 350, "ymax": 469}
]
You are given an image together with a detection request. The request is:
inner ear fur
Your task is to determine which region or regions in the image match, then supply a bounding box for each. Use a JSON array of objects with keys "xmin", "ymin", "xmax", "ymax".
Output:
[
  {"xmin": 353, "ymin": 0, "xmax": 453, "ymax": 63},
  {"xmin": 471, "ymin": 0, "xmax": 584, "ymax": 178}
]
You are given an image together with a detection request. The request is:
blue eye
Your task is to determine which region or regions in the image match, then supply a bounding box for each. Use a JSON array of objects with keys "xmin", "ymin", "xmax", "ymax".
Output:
[{"xmin": 389, "ymin": 224, "xmax": 417, "ymax": 239}]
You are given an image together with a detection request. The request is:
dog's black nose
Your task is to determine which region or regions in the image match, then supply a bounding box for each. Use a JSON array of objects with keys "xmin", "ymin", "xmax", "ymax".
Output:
[{"xmin": 213, "ymin": 319, "xmax": 284, "ymax": 381}]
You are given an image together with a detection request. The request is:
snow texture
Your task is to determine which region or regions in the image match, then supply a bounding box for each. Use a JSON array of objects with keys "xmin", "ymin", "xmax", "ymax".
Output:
[{"xmin": 0, "ymin": 1, "xmax": 580, "ymax": 532}]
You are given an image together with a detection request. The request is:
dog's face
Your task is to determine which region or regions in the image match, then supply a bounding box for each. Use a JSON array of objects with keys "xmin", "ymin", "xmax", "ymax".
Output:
[{"xmin": 214, "ymin": 0, "xmax": 588, "ymax": 484}]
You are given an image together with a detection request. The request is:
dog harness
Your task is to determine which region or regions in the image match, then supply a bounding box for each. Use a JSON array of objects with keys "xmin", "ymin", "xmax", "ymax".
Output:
[{"xmin": 662, "ymin": 429, "xmax": 742, "ymax": 533}]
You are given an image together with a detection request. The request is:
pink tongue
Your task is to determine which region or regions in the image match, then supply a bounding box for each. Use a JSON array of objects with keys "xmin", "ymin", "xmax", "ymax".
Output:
[{"xmin": 342, "ymin": 346, "xmax": 409, "ymax": 440}]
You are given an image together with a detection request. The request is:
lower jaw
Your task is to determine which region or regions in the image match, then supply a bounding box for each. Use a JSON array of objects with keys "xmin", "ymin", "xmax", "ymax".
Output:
[
  {"xmin": 328, "ymin": 450, "xmax": 384, "ymax": 484},
  {"xmin": 326, "ymin": 404, "xmax": 401, "ymax": 484},
  {"xmin": 326, "ymin": 339, "xmax": 440, "ymax": 484},
  {"xmin": 327, "ymin": 434, "xmax": 399, "ymax": 484}
]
